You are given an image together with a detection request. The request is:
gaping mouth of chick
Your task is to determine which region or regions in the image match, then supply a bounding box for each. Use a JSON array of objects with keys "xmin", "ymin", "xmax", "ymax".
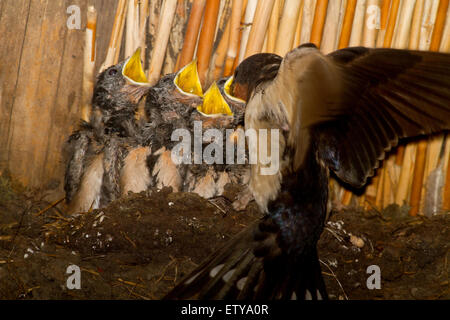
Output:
[
  {"xmin": 223, "ymin": 76, "xmax": 246, "ymax": 103},
  {"xmin": 174, "ymin": 60, "xmax": 204, "ymax": 97},
  {"xmin": 122, "ymin": 48, "xmax": 149, "ymax": 85},
  {"xmin": 197, "ymin": 82, "xmax": 234, "ymax": 117}
]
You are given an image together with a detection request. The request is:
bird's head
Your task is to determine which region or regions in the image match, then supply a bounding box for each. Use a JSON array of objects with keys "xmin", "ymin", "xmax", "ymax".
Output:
[
  {"xmin": 93, "ymin": 48, "xmax": 150, "ymax": 115},
  {"xmin": 146, "ymin": 60, "xmax": 245, "ymax": 127},
  {"xmin": 145, "ymin": 60, "xmax": 204, "ymax": 124},
  {"xmin": 191, "ymin": 75, "xmax": 252, "ymax": 129},
  {"xmin": 231, "ymin": 53, "xmax": 283, "ymax": 101}
]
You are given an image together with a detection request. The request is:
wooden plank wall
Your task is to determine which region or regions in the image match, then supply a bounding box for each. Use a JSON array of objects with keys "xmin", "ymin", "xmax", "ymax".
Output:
[{"xmin": 0, "ymin": 0, "xmax": 118, "ymax": 191}]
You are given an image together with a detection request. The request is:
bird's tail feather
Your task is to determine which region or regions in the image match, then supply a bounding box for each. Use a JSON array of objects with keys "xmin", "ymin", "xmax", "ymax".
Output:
[{"xmin": 164, "ymin": 221, "xmax": 327, "ymax": 300}]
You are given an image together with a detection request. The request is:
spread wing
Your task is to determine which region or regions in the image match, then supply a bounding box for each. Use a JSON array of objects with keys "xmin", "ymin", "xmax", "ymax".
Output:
[{"xmin": 279, "ymin": 45, "xmax": 450, "ymax": 188}]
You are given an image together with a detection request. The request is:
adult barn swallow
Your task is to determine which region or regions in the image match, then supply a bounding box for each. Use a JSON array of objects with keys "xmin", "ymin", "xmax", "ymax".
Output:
[
  {"xmin": 165, "ymin": 44, "xmax": 450, "ymax": 299},
  {"xmin": 65, "ymin": 48, "xmax": 151, "ymax": 214}
]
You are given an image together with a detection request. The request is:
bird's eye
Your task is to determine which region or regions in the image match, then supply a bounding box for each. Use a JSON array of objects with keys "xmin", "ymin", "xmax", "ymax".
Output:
[{"xmin": 108, "ymin": 68, "xmax": 118, "ymax": 76}]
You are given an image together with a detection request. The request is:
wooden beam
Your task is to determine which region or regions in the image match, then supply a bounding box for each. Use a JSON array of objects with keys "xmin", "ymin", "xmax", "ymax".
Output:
[
  {"xmin": 275, "ymin": 0, "xmax": 303, "ymax": 55},
  {"xmin": 82, "ymin": 6, "xmax": 97, "ymax": 123},
  {"xmin": 245, "ymin": 0, "xmax": 275, "ymax": 58},
  {"xmin": 148, "ymin": 0, "xmax": 177, "ymax": 85},
  {"xmin": 338, "ymin": 0, "xmax": 358, "ymax": 48},
  {"xmin": 197, "ymin": 0, "xmax": 221, "ymax": 86}
]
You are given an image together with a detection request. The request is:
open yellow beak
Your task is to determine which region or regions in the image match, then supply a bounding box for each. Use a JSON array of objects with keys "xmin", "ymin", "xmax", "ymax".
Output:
[
  {"xmin": 174, "ymin": 60, "xmax": 203, "ymax": 97},
  {"xmin": 122, "ymin": 48, "xmax": 148, "ymax": 85},
  {"xmin": 197, "ymin": 82, "xmax": 233, "ymax": 117},
  {"xmin": 223, "ymin": 76, "xmax": 246, "ymax": 103}
]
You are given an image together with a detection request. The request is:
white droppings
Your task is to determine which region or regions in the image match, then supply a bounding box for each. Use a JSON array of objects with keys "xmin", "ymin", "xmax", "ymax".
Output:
[
  {"xmin": 41, "ymin": 242, "xmax": 45, "ymax": 248},
  {"xmin": 85, "ymin": 234, "xmax": 90, "ymax": 238},
  {"xmin": 95, "ymin": 211, "xmax": 104, "ymax": 219},
  {"xmin": 222, "ymin": 269, "xmax": 235, "ymax": 282},
  {"xmin": 71, "ymin": 251, "xmax": 77, "ymax": 255},
  {"xmin": 99, "ymin": 215, "xmax": 105, "ymax": 224},
  {"xmin": 209, "ymin": 264, "xmax": 225, "ymax": 278},
  {"xmin": 97, "ymin": 232, "xmax": 102, "ymax": 237},
  {"xmin": 350, "ymin": 234, "xmax": 365, "ymax": 248},
  {"xmin": 24, "ymin": 254, "xmax": 29, "ymax": 259},
  {"xmin": 236, "ymin": 277, "xmax": 247, "ymax": 291},
  {"xmin": 328, "ymin": 258, "xmax": 338, "ymax": 268},
  {"xmin": 347, "ymin": 269, "xmax": 357, "ymax": 276},
  {"xmin": 26, "ymin": 248, "xmax": 34, "ymax": 254},
  {"xmin": 305, "ymin": 290, "xmax": 312, "ymax": 300},
  {"xmin": 327, "ymin": 220, "xmax": 345, "ymax": 231},
  {"xmin": 168, "ymin": 202, "xmax": 174, "ymax": 207}
]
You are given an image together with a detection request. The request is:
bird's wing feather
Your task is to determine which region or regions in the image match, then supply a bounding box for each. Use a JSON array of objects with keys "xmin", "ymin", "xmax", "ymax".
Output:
[
  {"xmin": 279, "ymin": 46, "xmax": 450, "ymax": 187},
  {"xmin": 64, "ymin": 122, "xmax": 94, "ymax": 203}
]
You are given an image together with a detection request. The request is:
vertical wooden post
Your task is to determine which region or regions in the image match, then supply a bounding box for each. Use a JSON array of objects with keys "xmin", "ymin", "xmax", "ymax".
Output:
[
  {"xmin": 300, "ymin": 0, "xmax": 318, "ymax": 45},
  {"xmin": 267, "ymin": 0, "xmax": 282, "ymax": 52},
  {"xmin": 100, "ymin": 0, "xmax": 127, "ymax": 72},
  {"xmin": 382, "ymin": 0, "xmax": 400, "ymax": 47},
  {"xmin": 224, "ymin": 0, "xmax": 245, "ymax": 76},
  {"xmin": 410, "ymin": 141, "xmax": 428, "ymax": 216},
  {"xmin": 362, "ymin": 0, "xmax": 380, "ymax": 48},
  {"xmin": 338, "ymin": 0, "xmax": 358, "ymax": 48},
  {"xmin": 376, "ymin": 0, "xmax": 391, "ymax": 46},
  {"xmin": 245, "ymin": 0, "xmax": 276, "ymax": 58},
  {"xmin": 392, "ymin": 0, "xmax": 415, "ymax": 49},
  {"xmin": 213, "ymin": 20, "xmax": 231, "ymax": 79},
  {"xmin": 293, "ymin": 2, "xmax": 305, "ymax": 48},
  {"xmin": 82, "ymin": 6, "xmax": 97, "ymax": 123},
  {"xmin": 139, "ymin": 0, "xmax": 149, "ymax": 62},
  {"xmin": 408, "ymin": 0, "xmax": 439, "ymax": 215},
  {"xmin": 125, "ymin": 0, "xmax": 137, "ymax": 57},
  {"xmin": 395, "ymin": 0, "xmax": 424, "ymax": 206},
  {"xmin": 238, "ymin": 0, "xmax": 258, "ymax": 63},
  {"xmin": 441, "ymin": 4, "xmax": 450, "ymax": 211},
  {"xmin": 275, "ymin": 0, "xmax": 303, "ymax": 56},
  {"xmin": 321, "ymin": 0, "xmax": 343, "ymax": 53},
  {"xmin": 349, "ymin": 0, "xmax": 367, "ymax": 47},
  {"xmin": 310, "ymin": 0, "xmax": 329, "ymax": 48},
  {"xmin": 148, "ymin": 0, "xmax": 178, "ymax": 85},
  {"xmin": 197, "ymin": 0, "xmax": 221, "ymax": 86}
]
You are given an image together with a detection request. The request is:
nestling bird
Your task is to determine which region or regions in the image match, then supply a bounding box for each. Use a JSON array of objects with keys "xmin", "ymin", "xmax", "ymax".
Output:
[
  {"xmin": 165, "ymin": 44, "xmax": 450, "ymax": 300},
  {"xmin": 144, "ymin": 60, "xmax": 204, "ymax": 193},
  {"xmin": 65, "ymin": 48, "xmax": 151, "ymax": 214}
]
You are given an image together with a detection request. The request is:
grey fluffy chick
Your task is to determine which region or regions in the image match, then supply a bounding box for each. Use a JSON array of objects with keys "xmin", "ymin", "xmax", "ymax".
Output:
[{"xmin": 64, "ymin": 49, "xmax": 151, "ymax": 214}]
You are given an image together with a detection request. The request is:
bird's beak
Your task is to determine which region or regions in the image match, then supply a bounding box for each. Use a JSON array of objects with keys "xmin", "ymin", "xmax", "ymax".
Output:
[
  {"xmin": 174, "ymin": 60, "xmax": 204, "ymax": 97},
  {"xmin": 197, "ymin": 82, "xmax": 233, "ymax": 117},
  {"xmin": 122, "ymin": 48, "xmax": 149, "ymax": 85},
  {"xmin": 121, "ymin": 48, "xmax": 150, "ymax": 103},
  {"xmin": 223, "ymin": 76, "xmax": 246, "ymax": 103}
]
